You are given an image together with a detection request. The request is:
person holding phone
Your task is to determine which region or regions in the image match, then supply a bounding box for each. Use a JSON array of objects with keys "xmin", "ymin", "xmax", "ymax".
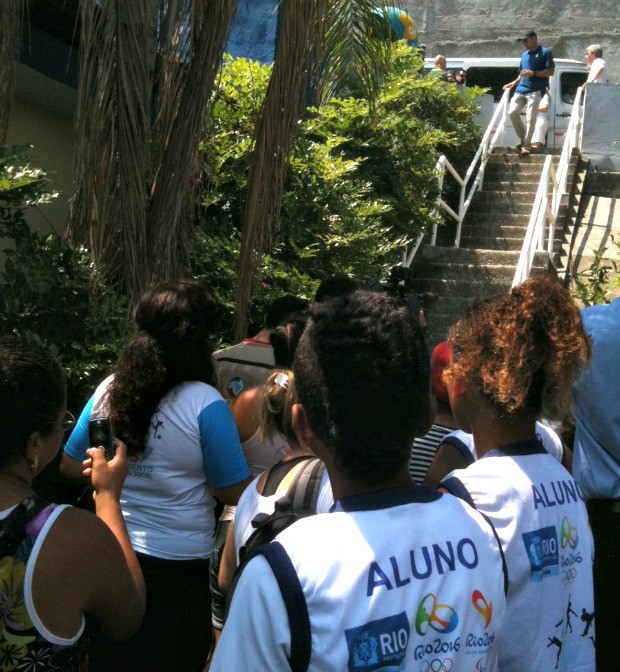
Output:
[
  {"xmin": 60, "ymin": 280, "xmax": 252, "ymax": 672},
  {"xmin": 0, "ymin": 338, "xmax": 145, "ymax": 671}
]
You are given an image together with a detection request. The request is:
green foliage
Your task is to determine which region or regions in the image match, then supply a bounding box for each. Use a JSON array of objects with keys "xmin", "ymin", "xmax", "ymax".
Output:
[
  {"xmin": 574, "ymin": 237, "xmax": 620, "ymax": 306},
  {"xmin": 195, "ymin": 47, "xmax": 482, "ymax": 341},
  {"xmin": 0, "ymin": 146, "xmax": 130, "ymax": 409}
]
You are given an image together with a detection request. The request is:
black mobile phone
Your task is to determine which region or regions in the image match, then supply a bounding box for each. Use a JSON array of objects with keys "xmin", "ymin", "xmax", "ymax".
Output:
[{"xmin": 88, "ymin": 418, "xmax": 116, "ymax": 461}]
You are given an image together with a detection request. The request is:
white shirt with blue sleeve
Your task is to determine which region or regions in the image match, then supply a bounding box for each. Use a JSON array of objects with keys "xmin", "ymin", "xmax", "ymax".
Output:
[{"xmin": 64, "ymin": 375, "xmax": 250, "ymax": 560}]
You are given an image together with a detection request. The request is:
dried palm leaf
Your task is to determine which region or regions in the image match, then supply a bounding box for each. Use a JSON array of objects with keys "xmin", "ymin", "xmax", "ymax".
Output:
[
  {"xmin": 234, "ymin": 0, "xmax": 326, "ymax": 339},
  {"xmin": 147, "ymin": 0, "xmax": 237, "ymax": 282},
  {"xmin": 66, "ymin": 0, "xmax": 155, "ymax": 297},
  {"xmin": 67, "ymin": 0, "xmax": 235, "ymax": 298},
  {"xmin": 0, "ymin": 0, "xmax": 25, "ymax": 143}
]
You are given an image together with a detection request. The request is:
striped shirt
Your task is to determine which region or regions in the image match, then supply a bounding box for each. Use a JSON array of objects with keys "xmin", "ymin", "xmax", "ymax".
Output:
[{"xmin": 408, "ymin": 423, "xmax": 452, "ymax": 483}]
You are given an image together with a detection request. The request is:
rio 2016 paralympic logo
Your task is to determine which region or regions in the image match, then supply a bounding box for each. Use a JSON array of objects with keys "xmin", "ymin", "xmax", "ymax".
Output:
[
  {"xmin": 561, "ymin": 517, "xmax": 578, "ymax": 549},
  {"xmin": 415, "ymin": 594, "xmax": 459, "ymax": 636}
]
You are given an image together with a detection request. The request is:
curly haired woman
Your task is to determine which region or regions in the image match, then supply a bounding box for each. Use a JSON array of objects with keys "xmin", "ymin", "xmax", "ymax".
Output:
[
  {"xmin": 440, "ymin": 276, "xmax": 595, "ymax": 672},
  {"xmin": 60, "ymin": 280, "xmax": 251, "ymax": 672}
]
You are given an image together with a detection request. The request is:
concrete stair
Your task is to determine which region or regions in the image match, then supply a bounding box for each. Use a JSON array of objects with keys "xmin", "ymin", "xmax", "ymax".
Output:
[{"xmin": 413, "ymin": 147, "xmax": 579, "ymax": 345}]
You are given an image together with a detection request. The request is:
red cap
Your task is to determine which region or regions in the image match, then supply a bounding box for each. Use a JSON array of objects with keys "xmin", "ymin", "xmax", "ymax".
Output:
[{"xmin": 430, "ymin": 341, "xmax": 452, "ymax": 402}]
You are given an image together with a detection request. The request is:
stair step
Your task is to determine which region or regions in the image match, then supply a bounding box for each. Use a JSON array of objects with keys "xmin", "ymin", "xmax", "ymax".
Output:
[
  {"xmin": 473, "ymin": 191, "xmax": 537, "ymax": 203},
  {"xmin": 467, "ymin": 201, "xmax": 535, "ymax": 215},
  {"xmin": 482, "ymin": 179, "xmax": 541, "ymax": 189},
  {"xmin": 488, "ymin": 152, "xmax": 558, "ymax": 165},
  {"xmin": 466, "ymin": 202, "xmax": 569, "ymax": 217},
  {"xmin": 494, "ymin": 145, "xmax": 563, "ymax": 156},
  {"xmin": 460, "ymin": 222, "xmax": 528, "ymax": 236},
  {"xmin": 410, "ymin": 277, "xmax": 512, "ymax": 299},
  {"xmin": 420, "ymin": 246, "xmax": 521, "ymax": 266},
  {"xmin": 460, "ymin": 236, "xmax": 563, "ymax": 252},
  {"xmin": 484, "ymin": 163, "xmax": 545, "ymax": 177},
  {"xmin": 414, "ymin": 261, "xmax": 517, "ymax": 282}
]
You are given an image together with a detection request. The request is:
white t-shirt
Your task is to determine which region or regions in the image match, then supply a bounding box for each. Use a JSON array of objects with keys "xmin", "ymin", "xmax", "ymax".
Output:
[
  {"xmin": 587, "ymin": 58, "xmax": 608, "ymax": 83},
  {"xmin": 213, "ymin": 486, "xmax": 507, "ymax": 672},
  {"xmin": 443, "ymin": 421, "xmax": 563, "ymax": 464},
  {"xmin": 444, "ymin": 443, "xmax": 595, "ymax": 672},
  {"xmin": 65, "ymin": 376, "xmax": 250, "ymax": 560}
]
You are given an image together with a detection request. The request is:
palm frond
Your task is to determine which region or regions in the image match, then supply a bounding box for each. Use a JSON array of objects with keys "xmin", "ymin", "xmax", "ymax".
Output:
[
  {"xmin": 314, "ymin": 0, "xmax": 404, "ymax": 105},
  {"xmin": 0, "ymin": 0, "xmax": 25, "ymax": 143},
  {"xmin": 234, "ymin": 0, "xmax": 326, "ymax": 340}
]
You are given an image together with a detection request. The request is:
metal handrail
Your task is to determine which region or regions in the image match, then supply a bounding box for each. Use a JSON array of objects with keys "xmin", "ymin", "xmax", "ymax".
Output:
[
  {"xmin": 402, "ymin": 88, "xmax": 512, "ymax": 266},
  {"xmin": 512, "ymin": 86, "xmax": 585, "ymax": 287},
  {"xmin": 433, "ymin": 88, "xmax": 511, "ymax": 248}
]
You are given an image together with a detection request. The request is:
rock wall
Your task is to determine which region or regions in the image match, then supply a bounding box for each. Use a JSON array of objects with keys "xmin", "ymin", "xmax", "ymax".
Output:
[{"xmin": 405, "ymin": 0, "xmax": 619, "ymax": 82}]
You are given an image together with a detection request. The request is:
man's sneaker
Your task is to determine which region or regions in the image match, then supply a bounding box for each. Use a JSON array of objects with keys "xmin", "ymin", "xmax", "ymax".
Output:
[
  {"xmin": 515, "ymin": 141, "xmax": 523, "ymax": 150},
  {"xmin": 520, "ymin": 147, "xmax": 530, "ymax": 156}
]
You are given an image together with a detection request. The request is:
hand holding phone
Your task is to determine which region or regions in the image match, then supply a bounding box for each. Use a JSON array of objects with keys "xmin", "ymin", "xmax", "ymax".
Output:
[{"xmin": 89, "ymin": 418, "xmax": 116, "ymax": 461}]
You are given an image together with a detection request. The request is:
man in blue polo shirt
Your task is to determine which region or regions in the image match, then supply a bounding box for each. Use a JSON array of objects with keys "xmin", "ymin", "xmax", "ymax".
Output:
[{"xmin": 503, "ymin": 30, "xmax": 555, "ymax": 156}]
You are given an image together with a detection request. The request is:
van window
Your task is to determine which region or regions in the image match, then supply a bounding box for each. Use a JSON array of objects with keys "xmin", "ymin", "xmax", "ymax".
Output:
[
  {"xmin": 465, "ymin": 67, "xmax": 519, "ymax": 102},
  {"xmin": 560, "ymin": 71, "xmax": 588, "ymax": 104}
]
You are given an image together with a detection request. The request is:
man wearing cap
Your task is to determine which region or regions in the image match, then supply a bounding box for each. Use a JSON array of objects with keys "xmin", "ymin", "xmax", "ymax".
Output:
[{"xmin": 503, "ymin": 30, "xmax": 555, "ymax": 156}]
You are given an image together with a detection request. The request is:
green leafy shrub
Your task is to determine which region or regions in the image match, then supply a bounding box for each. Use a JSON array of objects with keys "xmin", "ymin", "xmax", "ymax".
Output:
[
  {"xmin": 0, "ymin": 145, "xmax": 130, "ymax": 410},
  {"xmin": 194, "ymin": 47, "xmax": 482, "ymax": 342},
  {"xmin": 574, "ymin": 237, "xmax": 620, "ymax": 306}
]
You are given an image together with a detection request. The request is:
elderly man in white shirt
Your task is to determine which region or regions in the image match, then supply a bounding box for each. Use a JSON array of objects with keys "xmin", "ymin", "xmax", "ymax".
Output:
[{"xmin": 586, "ymin": 44, "xmax": 608, "ymax": 83}]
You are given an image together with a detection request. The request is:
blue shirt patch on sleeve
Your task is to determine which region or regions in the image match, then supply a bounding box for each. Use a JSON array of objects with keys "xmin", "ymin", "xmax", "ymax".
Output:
[
  {"xmin": 345, "ymin": 612, "xmax": 410, "ymax": 671},
  {"xmin": 522, "ymin": 526, "xmax": 559, "ymax": 582}
]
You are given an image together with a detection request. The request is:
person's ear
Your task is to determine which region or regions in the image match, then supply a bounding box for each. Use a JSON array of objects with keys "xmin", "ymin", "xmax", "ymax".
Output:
[
  {"xmin": 415, "ymin": 390, "xmax": 436, "ymax": 438},
  {"xmin": 291, "ymin": 403, "xmax": 315, "ymax": 450}
]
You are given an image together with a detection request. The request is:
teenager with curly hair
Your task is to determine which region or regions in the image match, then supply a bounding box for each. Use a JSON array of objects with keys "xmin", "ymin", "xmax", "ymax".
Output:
[
  {"xmin": 60, "ymin": 280, "xmax": 252, "ymax": 672},
  {"xmin": 440, "ymin": 276, "xmax": 595, "ymax": 672},
  {"xmin": 212, "ymin": 291, "xmax": 507, "ymax": 672}
]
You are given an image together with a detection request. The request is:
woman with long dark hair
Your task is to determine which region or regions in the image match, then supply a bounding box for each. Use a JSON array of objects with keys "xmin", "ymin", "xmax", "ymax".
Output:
[{"xmin": 61, "ymin": 280, "xmax": 251, "ymax": 672}]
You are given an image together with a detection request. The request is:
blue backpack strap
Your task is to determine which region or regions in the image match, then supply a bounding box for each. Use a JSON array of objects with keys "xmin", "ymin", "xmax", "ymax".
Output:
[
  {"xmin": 440, "ymin": 477, "xmax": 509, "ymax": 597},
  {"xmin": 255, "ymin": 541, "xmax": 311, "ymax": 672},
  {"xmin": 441, "ymin": 476, "xmax": 477, "ymax": 508}
]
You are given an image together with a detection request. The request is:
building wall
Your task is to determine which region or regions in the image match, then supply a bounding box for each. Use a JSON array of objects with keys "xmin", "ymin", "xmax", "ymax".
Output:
[
  {"xmin": 227, "ymin": 0, "xmax": 280, "ymax": 63},
  {"xmin": 405, "ymin": 0, "xmax": 619, "ymax": 83},
  {"xmin": 6, "ymin": 67, "xmax": 75, "ymax": 234}
]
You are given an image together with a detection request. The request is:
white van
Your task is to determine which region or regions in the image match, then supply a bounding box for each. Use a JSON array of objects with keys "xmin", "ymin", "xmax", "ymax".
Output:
[{"xmin": 424, "ymin": 57, "xmax": 588, "ymax": 148}]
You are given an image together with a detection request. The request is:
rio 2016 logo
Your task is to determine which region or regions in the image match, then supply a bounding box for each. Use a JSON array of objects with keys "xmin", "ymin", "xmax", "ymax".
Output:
[
  {"xmin": 415, "ymin": 594, "xmax": 459, "ymax": 636},
  {"xmin": 561, "ymin": 517, "xmax": 578, "ymax": 549},
  {"xmin": 471, "ymin": 590, "xmax": 493, "ymax": 628}
]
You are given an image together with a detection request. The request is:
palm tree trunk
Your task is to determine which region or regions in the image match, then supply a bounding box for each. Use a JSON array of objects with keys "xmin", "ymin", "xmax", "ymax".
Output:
[
  {"xmin": 234, "ymin": 0, "xmax": 327, "ymax": 340},
  {"xmin": 0, "ymin": 0, "xmax": 25, "ymax": 143},
  {"xmin": 67, "ymin": 0, "xmax": 236, "ymax": 299},
  {"xmin": 146, "ymin": 0, "xmax": 237, "ymax": 283},
  {"xmin": 66, "ymin": 0, "xmax": 154, "ymax": 297}
]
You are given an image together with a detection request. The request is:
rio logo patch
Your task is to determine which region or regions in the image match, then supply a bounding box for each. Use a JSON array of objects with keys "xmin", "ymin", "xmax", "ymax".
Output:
[
  {"xmin": 521, "ymin": 526, "xmax": 559, "ymax": 582},
  {"xmin": 345, "ymin": 612, "xmax": 410, "ymax": 671}
]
